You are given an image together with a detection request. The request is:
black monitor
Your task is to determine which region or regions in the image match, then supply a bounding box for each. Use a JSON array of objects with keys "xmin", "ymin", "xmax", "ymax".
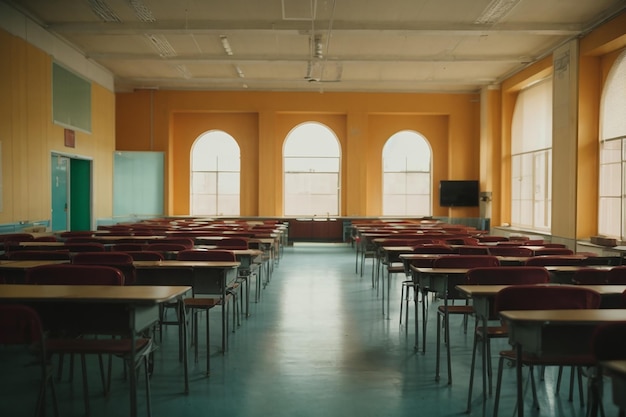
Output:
[{"xmin": 439, "ymin": 180, "xmax": 479, "ymax": 207}]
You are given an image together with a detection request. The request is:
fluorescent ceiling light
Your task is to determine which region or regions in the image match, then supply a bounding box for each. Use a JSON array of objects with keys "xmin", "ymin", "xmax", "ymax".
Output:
[
  {"xmin": 145, "ymin": 34, "xmax": 177, "ymax": 58},
  {"xmin": 129, "ymin": 0, "xmax": 156, "ymax": 22},
  {"xmin": 88, "ymin": 0, "xmax": 120, "ymax": 22},
  {"xmin": 474, "ymin": 0, "xmax": 520, "ymax": 24},
  {"xmin": 220, "ymin": 35, "xmax": 233, "ymax": 56},
  {"xmin": 235, "ymin": 65, "xmax": 245, "ymax": 78}
]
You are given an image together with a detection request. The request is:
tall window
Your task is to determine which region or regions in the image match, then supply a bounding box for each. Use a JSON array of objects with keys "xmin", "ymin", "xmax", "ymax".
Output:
[
  {"xmin": 190, "ymin": 130, "xmax": 240, "ymax": 216},
  {"xmin": 283, "ymin": 123, "xmax": 340, "ymax": 216},
  {"xmin": 599, "ymin": 50, "xmax": 626, "ymax": 239},
  {"xmin": 510, "ymin": 78, "xmax": 553, "ymax": 231},
  {"xmin": 382, "ymin": 131, "xmax": 432, "ymax": 216}
]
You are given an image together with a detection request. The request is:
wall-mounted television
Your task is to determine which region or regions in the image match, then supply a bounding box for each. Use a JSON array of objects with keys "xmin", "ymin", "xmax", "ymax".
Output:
[{"xmin": 439, "ymin": 180, "xmax": 479, "ymax": 207}]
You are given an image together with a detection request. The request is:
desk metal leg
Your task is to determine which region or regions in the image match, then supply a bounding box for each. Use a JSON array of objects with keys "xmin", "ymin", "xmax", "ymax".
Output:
[{"xmin": 516, "ymin": 343, "xmax": 524, "ymax": 417}]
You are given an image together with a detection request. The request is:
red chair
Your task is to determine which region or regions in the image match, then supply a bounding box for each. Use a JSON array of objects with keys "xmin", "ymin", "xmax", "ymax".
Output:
[
  {"xmin": 111, "ymin": 243, "xmax": 145, "ymax": 252},
  {"xmin": 0, "ymin": 304, "xmax": 58, "ymax": 416},
  {"xmin": 571, "ymin": 268, "xmax": 610, "ymax": 284},
  {"xmin": 524, "ymin": 255, "xmax": 583, "ymax": 266},
  {"xmin": 72, "ymin": 252, "xmax": 136, "ymax": 285},
  {"xmin": 124, "ymin": 251, "xmax": 164, "ymax": 261},
  {"xmin": 213, "ymin": 237, "xmax": 249, "ymax": 250},
  {"xmin": 608, "ymin": 266, "xmax": 626, "ymax": 284},
  {"xmin": 431, "ymin": 255, "xmax": 500, "ymax": 384},
  {"xmin": 493, "ymin": 285, "xmax": 602, "ymax": 417},
  {"xmin": 64, "ymin": 242, "xmax": 106, "ymax": 253},
  {"xmin": 457, "ymin": 245, "xmax": 491, "ymax": 255},
  {"xmin": 532, "ymin": 247, "xmax": 574, "ymax": 256},
  {"xmin": 176, "ymin": 249, "xmax": 239, "ymax": 367},
  {"xmin": 488, "ymin": 246, "xmax": 534, "ymax": 257},
  {"xmin": 464, "ymin": 266, "xmax": 551, "ymax": 413},
  {"xmin": 26, "ymin": 264, "xmax": 152, "ymax": 416}
]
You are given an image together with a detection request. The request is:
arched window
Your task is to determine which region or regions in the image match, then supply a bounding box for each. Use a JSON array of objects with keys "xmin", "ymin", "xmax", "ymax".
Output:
[
  {"xmin": 598, "ymin": 50, "xmax": 626, "ymax": 239},
  {"xmin": 283, "ymin": 123, "xmax": 341, "ymax": 216},
  {"xmin": 190, "ymin": 130, "xmax": 240, "ymax": 216},
  {"xmin": 510, "ymin": 78, "xmax": 553, "ymax": 231},
  {"xmin": 382, "ymin": 131, "xmax": 432, "ymax": 216}
]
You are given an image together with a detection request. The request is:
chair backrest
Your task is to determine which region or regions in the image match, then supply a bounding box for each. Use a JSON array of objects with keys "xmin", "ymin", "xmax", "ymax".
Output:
[
  {"xmin": 582, "ymin": 256, "xmax": 622, "ymax": 266},
  {"xmin": 157, "ymin": 237, "xmax": 195, "ymax": 249},
  {"xmin": 477, "ymin": 235, "xmax": 509, "ymax": 243},
  {"xmin": 125, "ymin": 251, "xmax": 165, "ymax": 261},
  {"xmin": 111, "ymin": 243, "xmax": 145, "ymax": 252},
  {"xmin": 592, "ymin": 321, "xmax": 626, "ymax": 361},
  {"xmin": 411, "ymin": 244, "xmax": 456, "ymax": 254},
  {"xmin": 571, "ymin": 268, "xmax": 610, "ymax": 284},
  {"xmin": 607, "ymin": 266, "xmax": 626, "ymax": 284},
  {"xmin": 72, "ymin": 252, "xmax": 136, "ymax": 284},
  {"xmin": 214, "ymin": 238, "xmax": 249, "ymax": 250},
  {"xmin": 32, "ymin": 235, "xmax": 58, "ymax": 242},
  {"xmin": 26, "ymin": 264, "xmax": 125, "ymax": 285},
  {"xmin": 7, "ymin": 250, "xmax": 71, "ymax": 260},
  {"xmin": 145, "ymin": 243, "xmax": 189, "ymax": 253},
  {"xmin": 432, "ymin": 255, "xmax": 500, "ymax": 268},
  {"xmin": 488, "ymin": 246, "xmax": 534, "ymax": 257},
  {"xmin": 494, "ymin": 285, "xmax": 602, "ymax": 313},
  {"xmin": 64, "ymin": 242, "xmax": 106, "ymax": 253},
  {"xmin": 457, "ymin": 245, "xmax": 491, "ymax": 255},
  {"xmin": 177, "ymin": 249, "xmax": 237, "ymax": 262},
  {"xmin": 466, "ymin": 266, "xmax": 550, "ymax": 285},
  {"xmin": 524, "ymin": 255, "xmax": 583, "ymax": 266},
  {"xmin": 532, "ymin": 247, "xmax": 574, "ymax": 256},
  {"xmin": 0, "ymin": 304, "xmax": 45, "ymax": 347}
]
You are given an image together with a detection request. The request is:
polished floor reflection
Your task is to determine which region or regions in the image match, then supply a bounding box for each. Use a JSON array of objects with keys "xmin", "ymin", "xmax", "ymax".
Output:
[{"xmin": 1, "ymin": 242, "xmax": 619, "ymax": 417}]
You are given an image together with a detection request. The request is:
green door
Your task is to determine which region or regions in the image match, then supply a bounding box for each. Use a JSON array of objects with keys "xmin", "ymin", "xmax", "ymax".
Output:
[{"xmin": 51, "ymin": 155, "xmax": 69, "ymax": 231}]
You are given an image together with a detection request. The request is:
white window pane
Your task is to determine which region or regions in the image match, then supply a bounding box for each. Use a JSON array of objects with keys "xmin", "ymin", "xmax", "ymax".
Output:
[
  {"xmin": 192, "ymin": 172, "xmax": 217, "ymax": 193},
  {"xmin": 384, "ymin": 173, "xmax": 407, "ymax": 194},
  {"xmin": 599, "ymin": 197, "xmax": 621, "ymax": 237},
  {"xmin": 284, "ymin": 157, "xmax": 339, "ymax": 172},
  {"xmin": 217, "ymin": 195, "xmax": 239, "ymax": 216},
  {"xmin": 600, "ymin": 52, "xmax": 626, "ymax": 140},
  {"xmin": 283, "ymin": 123, "xmax": 340, "ymax": 216},
  {"xmin": 600, "ymin": 163, "xmax": 621, "ymax": 196},
  {"xmin": 192, "ymin": 194, "xmax": 217, "ymax": 215},
  {"xmin": 190, "ymin": 131, "xmax": 240, "ymax": 216},
  {"xmin": 217, "ymin": 173, "xmax": 240, "ymax": 195}
]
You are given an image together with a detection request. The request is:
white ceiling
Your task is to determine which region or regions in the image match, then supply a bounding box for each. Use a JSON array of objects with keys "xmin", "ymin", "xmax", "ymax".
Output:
[{"xmin": 4, "ymin": 0, "xmax": 626, "ymax": 93}]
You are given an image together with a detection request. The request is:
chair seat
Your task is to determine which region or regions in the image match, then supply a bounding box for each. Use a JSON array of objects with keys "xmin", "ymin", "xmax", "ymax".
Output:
[
  {"xmin": 476, "ymin": 325, "xmax": 507, "ymax": 338},
  {"xmin": 437, "ymin": 305, "xmax": 474, "ymax": 315},
  {"xmin": 184, "ymin": 297, "xmax": 222, "ymax": 308}
]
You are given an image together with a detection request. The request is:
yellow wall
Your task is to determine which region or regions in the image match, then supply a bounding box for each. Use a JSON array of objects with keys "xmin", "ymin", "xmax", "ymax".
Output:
[
  {"xmin": 0, "ymin": 29, "xmax": 115, "ymax": 227},
  {"xmin": 116, "ymin": 91, "xmax": 481, "ymax": 217}
]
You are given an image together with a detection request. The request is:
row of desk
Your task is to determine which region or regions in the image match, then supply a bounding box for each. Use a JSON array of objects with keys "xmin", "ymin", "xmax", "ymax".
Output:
[
  {"xmin": 403, "ymin": 260, "xmax": 626, "ymax": 417},
  {"xmin": 0, "ymin": 242, "xmax": 284, "ymax": 417}
]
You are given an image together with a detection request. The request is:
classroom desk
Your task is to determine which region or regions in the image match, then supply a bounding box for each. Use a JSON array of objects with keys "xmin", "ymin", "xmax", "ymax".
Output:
[
  {"xmin": 499, "ymin": 308, "xmax": 626, "ymax": 417},
  {"xmin": 456, "ymin": 283, "xmax": 626, "ymax": 411},
  {"xmin": 0, "ymin": 284, "xmax": 191, "ymax": 417},
  {"xmin": 133, "ymin": 260, "xmax": 239, "ymax": 353},
  {"xmin": 0, "ymin": 259, "xmax": 70, "ymax": 283}
]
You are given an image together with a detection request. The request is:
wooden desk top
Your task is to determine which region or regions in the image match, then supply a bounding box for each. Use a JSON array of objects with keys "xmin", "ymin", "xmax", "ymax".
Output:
[
  {"xmin": 411, "ymin": 266, "xmax": 470, "ymax": 275},
  {"xmin": 133, "ymin": 260, "xmax": 240, "ymax": 268},
  {"xmin": 457, "ymin": 284, "xmax": 626, "ymax": 297},
  {"xmin": 0, "ymin": 284, "xmax": 191, "ymax": 304},
  {"xmin": 18, "ymin": 241, "xmax": 65, "ymax": 247},
  {"xmin": 0, "ymin": 260, "xmax": 69, "ymax": 269},
  {"xmin": 601, "ymin": 360, "xmax": 626, "ymax": 375},
  {"xmin": 546, "ymin": 265, "xmax": 614, "ymax": 272},
  {"xmin": 500, "ymin": 309, "xmax": 626, "ymax": 323}
]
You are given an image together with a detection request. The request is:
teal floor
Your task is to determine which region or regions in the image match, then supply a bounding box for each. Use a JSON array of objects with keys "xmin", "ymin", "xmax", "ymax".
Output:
[{"xmin": 1, "ymin": 242, "xmax": 619, "ymax": 417}]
